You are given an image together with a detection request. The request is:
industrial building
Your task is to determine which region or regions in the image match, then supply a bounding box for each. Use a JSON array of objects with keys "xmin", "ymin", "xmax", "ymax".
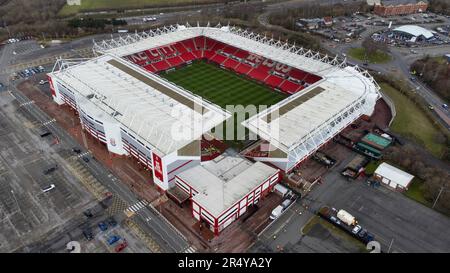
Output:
[{"xmin": 47, "ymin": 24, "xmax": 380, "ymax": 235}]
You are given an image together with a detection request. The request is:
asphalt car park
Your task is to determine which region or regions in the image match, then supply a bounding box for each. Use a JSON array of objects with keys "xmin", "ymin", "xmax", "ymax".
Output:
[
  {"xmin": 252, "ymin": 152, "xmax": 450, "ymax": 253},
  {"xmin": 0, "ymin": 90, "xmax": 148, "ymax": 253}
]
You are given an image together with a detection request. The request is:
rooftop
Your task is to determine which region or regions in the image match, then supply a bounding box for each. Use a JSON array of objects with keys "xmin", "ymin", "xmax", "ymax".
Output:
[
  {"xmin": 375, "ymin": 162, "xmax": 415, "ymax": 187},
  {"xmin": 177, "ymin": 153, "xmax": 278, "ymax": 217},
  {"xmin": 393, "ymin": 25, "xmax": 434, "ymax": 39},
  {"xmin": 50, "ymin": 54, "xmax": 230, "ymax": 156}
]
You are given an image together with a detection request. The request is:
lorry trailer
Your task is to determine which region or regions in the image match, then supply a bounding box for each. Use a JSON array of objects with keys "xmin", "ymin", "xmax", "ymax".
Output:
[{"xmin": 318, "ymin": 206, "xmax": 374, "ymax": 245}]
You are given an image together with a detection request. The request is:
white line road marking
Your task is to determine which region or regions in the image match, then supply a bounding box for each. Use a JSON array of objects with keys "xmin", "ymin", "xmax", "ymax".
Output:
[
  {"xmin": 184, "ymin": 246, "xmax": 196, "ymax": 253},
  {"xmin": 42, "ymin": 118, "xmax": 56, "ymax": 125},
  {"xmin": 125, "ymin": 200, "xmax": 149, "ymax": 213}
]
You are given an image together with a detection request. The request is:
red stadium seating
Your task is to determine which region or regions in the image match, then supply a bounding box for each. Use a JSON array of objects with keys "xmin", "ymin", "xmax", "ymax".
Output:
[
  {"xmin": 203, "ymin": 50, "xmax": 215, "ymax": 60},
  {"xmin": 145, "ymin": 49, "xmax": 163, "ymax": 62},
  {"xmin": 192, "ymin": 50, "xmax": 203, "ymax": 59},
  {"xmin": 233, "ymin": 49, "xmax": 250, "ymax": 60},
  {"xmin": 210, "ymin": 53, "xmax": 227, "ymax": 64},
  {"xmin": 264, "ymin": 75, "xmax": 284, "ymax": 88},
  {"xmin": 222, "ymin": 45, "xmax": 237, "ymax": 55},
  {"xmin": 211, "ymin": 41, "xmax": 226, "ymax": 52},
  {"xmin": 304, "ymin": 74, "xmax": 322, "ymax": 84},
  {"xmin": 194, "ymin": 36, "xmax": 205, "ymax": 50},
  {"xmin": 167, "ymin": 56, "xmax": 184, "ymax": 67},
  {"xmin": 123, "ymin": 36, "xmax": 320, "ymax": 96},
  {"xmin": 205, "ymin": 37, "xmax": 217, "ymax": 50},
  {"xmin": 288, "ymin": 68, "xmax": 307, "ymax": 81},
  {"xmin": 181, "ymin": 39, "xmax": 196, "ymax": 51},
  {"xmin": 173, "ymin": 42, "xmax": 188, "ymax": 54},
  {"xmin": 248, "ymin": 68, "xmax": 269, "ymax": 82},
  {"xmin": 222, "ymin": 58, "xmax": 240, "ymax": 69},
  {"xmin": 235, "ymin": 63, "xmax": 252, "ymax": 75},
  {"xmin": 180, "ymin": 52, "xmax": 196, "ymax": 62},
  {"xmin": 159, "ymin": 45, "xmax": 177, "ymax": 57},
  {"xmin": 126, "ymin": 55, "xmax": 148, "ymax": 66},
  {"xmin": 152, "ymin": 60, "xmax": 171, "ymax": 72},
  {"xmin": 279, "ymin": 80, "xmax": 301, "ymax": 94},
  {"xmin": 143, "ymin": 64, "xmax": 157, "ymax": 73}
]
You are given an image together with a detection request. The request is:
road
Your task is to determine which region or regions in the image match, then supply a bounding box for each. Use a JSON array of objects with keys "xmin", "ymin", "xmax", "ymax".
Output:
[{"xmin": 8, "ymin": 84, "xmax": 191, "ymax": 253}]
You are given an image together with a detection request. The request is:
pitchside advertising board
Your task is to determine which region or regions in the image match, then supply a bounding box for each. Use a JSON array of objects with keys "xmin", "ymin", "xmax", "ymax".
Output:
[{"xmin": 152, "ymin": 152, "xmax": 164, "ymax": 182}]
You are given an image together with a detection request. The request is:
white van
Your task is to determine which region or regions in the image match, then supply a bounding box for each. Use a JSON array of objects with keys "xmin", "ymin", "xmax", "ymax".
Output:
[
  {"xmin": 269, "ymin": 205, "xmax": 284, "ymax": 220},
  {"xmin": 273, "ymin": 184, "xmax": 291, "ymax": 197}
]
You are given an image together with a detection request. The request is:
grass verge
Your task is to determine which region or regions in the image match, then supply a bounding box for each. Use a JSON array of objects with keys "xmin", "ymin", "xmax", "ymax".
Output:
[
  {"xmin": 380, "ymin": 83, "xmax": 445, "ymax": 157},
  {"xmin": 348, "ymin": 47, "xmax": 391, "ymax": 64}
]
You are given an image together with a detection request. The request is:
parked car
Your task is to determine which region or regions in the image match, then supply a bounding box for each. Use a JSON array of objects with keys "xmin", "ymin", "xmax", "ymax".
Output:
[
  {"xmin": 43, "ymin": 165, "xmax": 58, "ymax": 175},
  {"xmin": 107, "ymin": 235, "xmax": 121, "ymax": 245},
  {"xmin": 72, "ymin": 147, "xmax": 81, "ymax": 154},
  {"xmin": 83, "ymin": 209, "xmax": 94, "ymax": 218},
  {"xmin": 352, "ymin": 224, "xmax": 362, "ymax": 235},
  {"xmin": 115, "ymin": 241, "xmax": 128, "ymax": 252},
  {"xmin": 98, "ymin": 221, "xmax": 108, "ymax": 231},
  {"xmin": 82, "ymin": 228, "xmax": 94, "ymax": 241},
  {"xmin": 106, "ymin": 217, "xmax": 118, "ymax": 227},
  {"xmin": 82, "ymin": 156, "xmax": 90, "ymax": 163}
]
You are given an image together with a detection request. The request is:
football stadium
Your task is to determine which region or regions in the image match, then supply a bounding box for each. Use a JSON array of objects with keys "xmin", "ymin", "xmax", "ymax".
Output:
[{"xmin": 47, "ymin": 24, "xmax": 380, "ymax": 235}]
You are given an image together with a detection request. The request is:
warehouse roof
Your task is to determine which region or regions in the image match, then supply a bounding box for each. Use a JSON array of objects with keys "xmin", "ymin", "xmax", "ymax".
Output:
[
  {"xmin": 393, "ymin": 25, "xmax": 434, "ymax": 39},
  {"xmin": 177, "ymin": 156, "xmax": 278, "ymax": 217},
  {"xmin": 50, "ymin": 54, "xmax": 230, "ymax": 156},
  {"xmin": 375, "ymin": 163, "xmax": 414, "ymax": 187}
]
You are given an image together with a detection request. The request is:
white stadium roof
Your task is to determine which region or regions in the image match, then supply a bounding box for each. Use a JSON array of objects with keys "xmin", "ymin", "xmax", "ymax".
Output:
[
  {"xmin": 50, "ymin": 54, "xmax": 230, "ymax": 156},
  {"xmin": 54, "ymin": 24, "xmax": 379, "ymax": 159},
  {"xmin": 393, "ymin": 25, "xmax": 435, "ymax": 39},
  {"xmin": 177, "ymin": 156, "xmax": 278, "ymax": 217}
]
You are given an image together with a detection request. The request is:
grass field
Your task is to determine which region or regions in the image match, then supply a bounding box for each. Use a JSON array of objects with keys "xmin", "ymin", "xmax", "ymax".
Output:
[
  {"xmin": 404, "ymin": 178, "xmax": 431, "ymax": 207},
  {"xmin": 348, "ymin": 47, "xmax": 391, "ymax": 64},
  {"xmin": 380, "ymin": 83, "xmax": 445, "ymax": 157},
  {"xmin": 59, "ymin": 0, "xmax": 220, "ymax": 16},
  {"xmin": 161, "ymin": 61, "xmax": 287, "ymax": 109},
  {"xmin": 161, "ymin": 61, "xmax": 287, "ymax": 145}
]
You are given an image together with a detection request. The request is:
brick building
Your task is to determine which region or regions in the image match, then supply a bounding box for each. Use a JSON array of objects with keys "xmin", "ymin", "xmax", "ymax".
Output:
[{"xmin": 373, "ymin": 0, "xmax": 428, "ymax": 16}]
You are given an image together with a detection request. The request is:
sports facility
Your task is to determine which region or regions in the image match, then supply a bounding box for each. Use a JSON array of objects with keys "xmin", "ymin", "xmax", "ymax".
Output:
[
  {"xmin": 48, "ymin": 24, "xmax": 380, "ymax": 234},
  {"xmin": 161, "ymin": 61, "xmax": 287, "ymax": 110}
]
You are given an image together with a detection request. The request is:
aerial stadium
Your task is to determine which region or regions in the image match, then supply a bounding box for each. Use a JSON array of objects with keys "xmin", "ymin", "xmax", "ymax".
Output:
[{"xmin": 47, "ymin": 24, "xmax": 380, "ymax": 235}]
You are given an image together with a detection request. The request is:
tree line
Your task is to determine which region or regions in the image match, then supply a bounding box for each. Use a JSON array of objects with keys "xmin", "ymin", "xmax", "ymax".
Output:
[
  {"xmin": 411, "ymin": 56, "xmax": 450, "ymax": 102},
  {"xmin": 383, "ymin": 144, "xmax": 450, "ymax": 215},
  {"xmin": 268, "ymin": 1, "xmax": 371, "ymax": 31},
  {"xmin": 429, "ymin": 0, "xmax": 450, "ymax": 15}
]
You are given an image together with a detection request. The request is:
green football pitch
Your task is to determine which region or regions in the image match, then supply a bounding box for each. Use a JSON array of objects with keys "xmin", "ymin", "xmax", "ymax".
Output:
[
  {"xmin": 160, "ymin": 61, "xmax": 287, "ymax": 110},
  {"xmin": 161, "ymin": 61, "xmax": 287, "ymax": 147}
]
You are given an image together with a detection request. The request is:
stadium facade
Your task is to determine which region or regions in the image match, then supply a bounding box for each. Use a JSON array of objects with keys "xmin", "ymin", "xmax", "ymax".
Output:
[{"xmin": 48, "ymin": 24, "xmax": 380, "ymax": 235}]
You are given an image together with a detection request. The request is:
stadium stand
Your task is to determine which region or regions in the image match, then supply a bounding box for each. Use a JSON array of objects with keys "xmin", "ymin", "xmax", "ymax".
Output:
[{"xmin": 124, "ymin": 36, "xmax": 321, "ymax": 95}]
